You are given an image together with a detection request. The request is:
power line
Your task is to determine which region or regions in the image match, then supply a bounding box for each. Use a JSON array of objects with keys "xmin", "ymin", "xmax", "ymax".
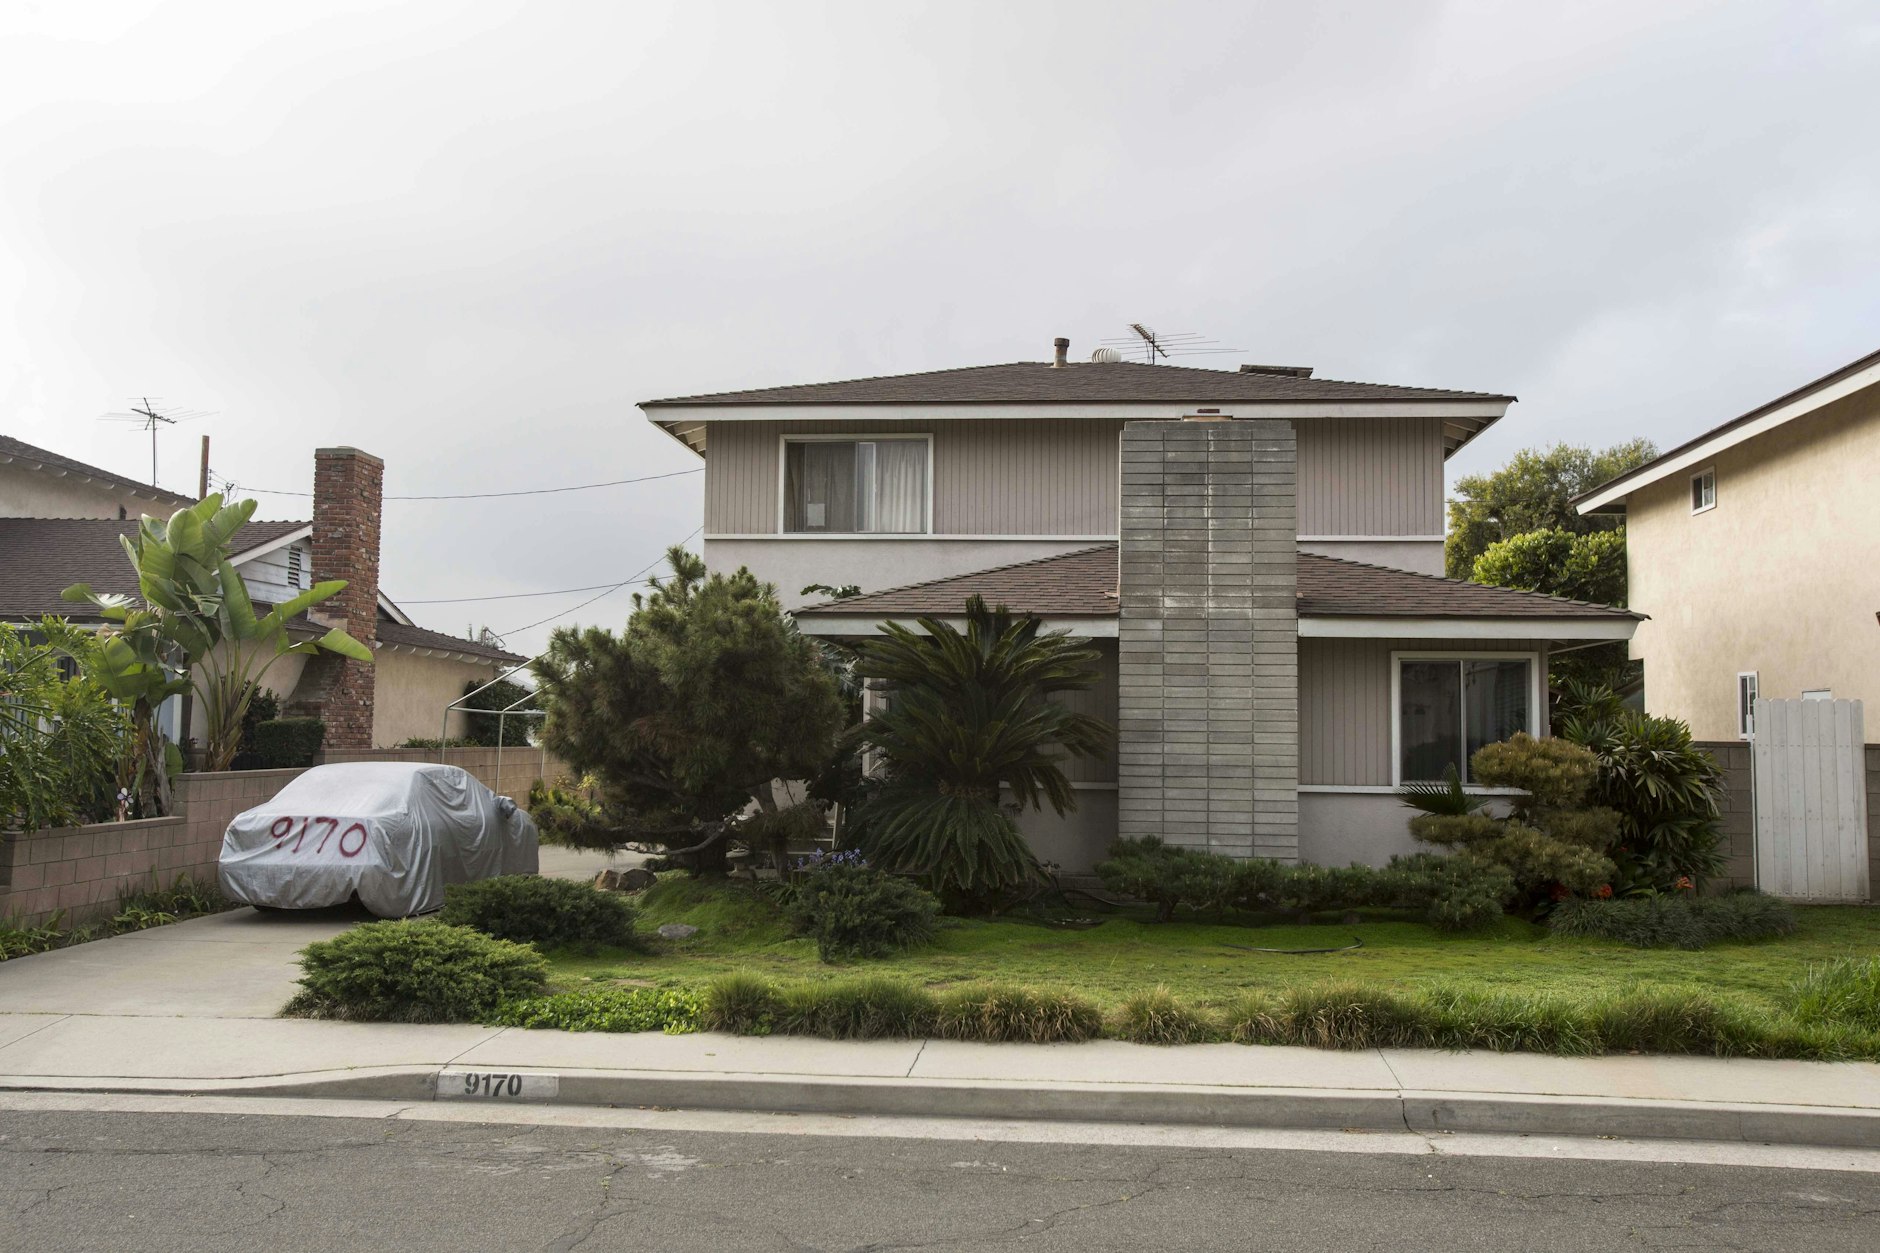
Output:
[
  {"xmin": 402, "ymin": 577, "xmax": 664, "ymax": 605},
  {"xmin": 215, "ymin": 467, "xmax": 701, "ymax": 500},
  {"xmin": 500, "ymin": 527, "xmax": 702, "ymax": 636}
]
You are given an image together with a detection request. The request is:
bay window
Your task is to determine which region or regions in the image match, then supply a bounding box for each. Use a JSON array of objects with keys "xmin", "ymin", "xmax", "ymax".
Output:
[
  {"xmin": 783, "ymin": 437, "xmax": 930, "ymax": 534},
  {"xmin": 1395, "ymin": 653, "xmax": 1538, "ymax": 784}
]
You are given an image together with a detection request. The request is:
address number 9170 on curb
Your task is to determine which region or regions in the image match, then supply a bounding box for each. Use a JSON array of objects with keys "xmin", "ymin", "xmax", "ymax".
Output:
[{"xmin": 437, "ymin": 1070, "xmax": 560, "ymax": 1101}]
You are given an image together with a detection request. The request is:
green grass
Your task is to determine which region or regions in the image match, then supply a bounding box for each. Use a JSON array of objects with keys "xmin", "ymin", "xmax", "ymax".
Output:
[
  {"xmin": 555, "ymin": 875, "xmax": 1875, "ymax": 1010},
  {"xmin": 529, "ymin": 874, "xmax": 1880, "ymax": 1056}
]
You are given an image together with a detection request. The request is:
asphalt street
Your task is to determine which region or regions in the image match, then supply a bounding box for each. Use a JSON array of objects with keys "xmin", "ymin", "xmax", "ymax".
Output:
[{"xmin": 2, "ymin": 1108, "xmax": 1877, "ymax": 1252}]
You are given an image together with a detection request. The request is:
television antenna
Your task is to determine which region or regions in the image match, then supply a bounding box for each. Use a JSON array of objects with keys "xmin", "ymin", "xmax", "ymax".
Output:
[
  {"xmin": 98, "ymin": 397, "xmax": 215, "ymax": 488},
  {"xmin": 1099, "ymin": 324, "xmax": 1243, "ymax": 365}
]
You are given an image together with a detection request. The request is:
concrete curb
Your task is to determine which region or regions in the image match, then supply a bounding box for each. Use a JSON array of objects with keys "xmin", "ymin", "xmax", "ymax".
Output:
[{"xmin": 4, "ymin": 1068, "xmax": 1877, "ymax": 1149}]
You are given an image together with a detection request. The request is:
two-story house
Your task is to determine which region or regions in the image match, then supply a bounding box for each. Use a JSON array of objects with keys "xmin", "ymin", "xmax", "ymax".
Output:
[
  {"xmin": 1575, "ymin": 345, "xmax": 1879, "ymax": 741},
  {"xmin": 642, "ymin": 339, "xmax": 1639, "ymax": 871}
]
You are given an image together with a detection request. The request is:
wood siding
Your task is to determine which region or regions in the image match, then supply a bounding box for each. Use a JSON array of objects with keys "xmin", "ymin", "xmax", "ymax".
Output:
[
  {"xmin": 701, "ymin": 416, "xmax": 1444, "ymax": 538},
  {"xmin": 1299, "ymin": 636, "xmax": 1544, "ymax": 786},
  {"xmin": 703, "ymin": 419, "xmax": 1122, "ymax": 535},
  {"xmin": 1295, "ymin": 416, "xmax": 1445, "ymax": 536}
]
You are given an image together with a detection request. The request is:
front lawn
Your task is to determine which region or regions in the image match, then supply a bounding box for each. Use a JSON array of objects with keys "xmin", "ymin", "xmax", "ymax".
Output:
[{"xmin": 544, "ymin": 875, "xmax": 1879, "ymax": 1031}]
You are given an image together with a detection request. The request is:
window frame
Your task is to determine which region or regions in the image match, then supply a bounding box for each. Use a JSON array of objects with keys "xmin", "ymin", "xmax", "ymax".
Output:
[
  {"xmin": 1737, "ymin": 670, "xmax": 1759, "ymax": 740},
  {"xmin": 1690, "ymin": 465, "xmax": 1717, "ymax": 514},
  {"xmin": 1389, "ymin": 650, "xmax": 1544, "ymax": 787},
  {"xmin": 777, "ymin": 432, "xmax": 935, "ymax": 536}
]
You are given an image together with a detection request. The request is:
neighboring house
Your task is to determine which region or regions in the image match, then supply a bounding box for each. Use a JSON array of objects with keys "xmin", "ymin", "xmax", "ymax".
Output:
[
  {"xmin": 0, "ymin": 438, "xmax": 522, "ymax": 749},
  {"xmin": 1576, "ymin": 347, "xmax": 1880, "ymax": 742},
  {"xmin": 642, "ymin": 338, "xmax": 1640, "ymax": 871}
]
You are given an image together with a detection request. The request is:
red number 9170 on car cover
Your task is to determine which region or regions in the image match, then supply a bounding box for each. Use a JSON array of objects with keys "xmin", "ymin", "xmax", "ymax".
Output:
[{"xmin": 218, "ymin": 762, "xmax": 539, "ymax": 918}]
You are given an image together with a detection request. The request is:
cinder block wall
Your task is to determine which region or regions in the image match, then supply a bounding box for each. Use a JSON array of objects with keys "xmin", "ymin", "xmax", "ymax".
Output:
[{"xmin": 1117, "ymin": 418, "xmax": 1298, "ymax": 861}]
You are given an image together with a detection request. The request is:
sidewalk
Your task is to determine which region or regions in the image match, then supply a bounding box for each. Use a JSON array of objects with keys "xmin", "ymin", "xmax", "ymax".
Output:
[{"xmin": 3, "ymin": 911, "xmax": 1878, "ymax": 1148}]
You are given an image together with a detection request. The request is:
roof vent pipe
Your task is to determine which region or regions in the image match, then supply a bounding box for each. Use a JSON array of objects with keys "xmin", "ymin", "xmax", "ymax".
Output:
[{"xmin": 1052, "ymin": 337, "xmax": 1069, "ymax": 368}]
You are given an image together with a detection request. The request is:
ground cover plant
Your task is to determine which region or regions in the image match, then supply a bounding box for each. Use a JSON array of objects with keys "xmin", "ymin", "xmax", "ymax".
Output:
[
  {"xmin": 439, "ymin": 874, "xmax": 640, "ymax": 952},
  {"xmin": 1547, "ymin": 892, "xmax": 1794, "ymax": 949},
  {"xmin": 0, "ymin": 874, "xmax": 233, "ymax": 960}
]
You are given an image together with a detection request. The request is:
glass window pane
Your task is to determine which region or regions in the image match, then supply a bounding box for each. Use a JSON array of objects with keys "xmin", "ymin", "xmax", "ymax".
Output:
[
  {"xmin": 784, "ymin": 442, "xmax": 857, "ymax": 532},
  {"xmin": 1399, "ymin": 660, "xmax": 1462, "ymax": 783},
  {"xmin": 1462, "ymin": 659, "xmax": 1530, "ymax": 780}
]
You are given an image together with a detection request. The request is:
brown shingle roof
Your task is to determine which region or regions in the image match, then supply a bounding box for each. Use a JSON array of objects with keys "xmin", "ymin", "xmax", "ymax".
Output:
[
  {"xmin": 795, "ymin": 544, "xmax": 1640, "ymax": 622},
  {"xmin": 0, "ymin": 435, "xmax": 195, "ymax": 510},
  {"xmin": 377, "ymin": 618, "xmax": 525, "ymax": 665},
  {"xmin": 0, "ymin": 518, "xmax": 310, "ymax": 617},
  {"xmin": 643, "ymin": 360, "xmax": 1512, "ymax": 408}
]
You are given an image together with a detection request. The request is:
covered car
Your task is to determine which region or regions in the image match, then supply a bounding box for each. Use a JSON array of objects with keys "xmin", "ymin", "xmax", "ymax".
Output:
[{"xmin": 219, "ymin": 762, "xmax": 539, "ymax": 917}]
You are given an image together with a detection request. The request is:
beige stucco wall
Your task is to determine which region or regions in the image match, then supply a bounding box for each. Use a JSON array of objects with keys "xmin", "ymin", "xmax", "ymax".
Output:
[
  {"xmin": 1624, "ymin": 388, "xmax": 1880, "ymax": 741},
  {"xmin": 0, "ymin": 462, "xmax": 184, "ymax": 519},
  {"xmin": 370, "ymin": 648, "xmax": 511, "ymax": 747}
]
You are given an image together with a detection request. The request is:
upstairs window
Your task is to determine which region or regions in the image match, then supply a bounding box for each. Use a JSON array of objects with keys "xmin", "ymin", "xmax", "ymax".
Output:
[
  {"xmin": 1690, "ymin": 466, "xmax": 1717, "ymax": 514},
  {"xmin": 1396, "ymin": 654, "xmax": 1537, "ymax": 784},
  {"xmin": 1737, "ymin": 671, "xmax": 1759, "ymax": 739},
  {"xmin": 783, "ymin": 437, "xmax": 930, "ymax": 534}
]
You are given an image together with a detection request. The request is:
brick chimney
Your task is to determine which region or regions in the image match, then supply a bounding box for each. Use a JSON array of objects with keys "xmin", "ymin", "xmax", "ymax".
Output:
[{"xmin": 291, "ymin": 447, "xmax": 383, "ymax": 751}]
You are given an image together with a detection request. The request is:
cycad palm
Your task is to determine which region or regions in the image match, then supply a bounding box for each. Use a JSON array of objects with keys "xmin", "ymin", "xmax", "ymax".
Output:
[{"xmin": 849, "ymin": 596, "xmax": 1110, "ymax": 905}]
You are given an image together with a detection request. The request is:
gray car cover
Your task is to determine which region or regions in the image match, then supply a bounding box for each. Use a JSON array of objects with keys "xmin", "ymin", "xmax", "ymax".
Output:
[{"xmin": 218, "ymin": 762, "xmax": 539, "ymax": 917}]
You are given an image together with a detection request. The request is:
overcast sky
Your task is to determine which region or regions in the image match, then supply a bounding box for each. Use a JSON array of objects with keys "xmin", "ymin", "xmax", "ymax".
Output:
[{"xmin": 5, "ymin": 0, "xmax": 1878, "ymax": 657}]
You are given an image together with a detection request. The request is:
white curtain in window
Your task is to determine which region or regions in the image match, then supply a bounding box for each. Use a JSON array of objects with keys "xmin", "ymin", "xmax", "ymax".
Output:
[{"xmin": 869, "ymin": 440, "xmax": 927, "ymax": 534}]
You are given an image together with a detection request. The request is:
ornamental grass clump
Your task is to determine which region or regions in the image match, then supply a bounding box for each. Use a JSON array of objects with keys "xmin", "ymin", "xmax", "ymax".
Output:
[
  {"xmin": 703, "ymin": 971, "xmax": 784, "ymax": 1035},
  {"xmin": 1279, "ymin": 982, "xmax": 1429, "ymax": 1050},
  {"xmin": 1113, "ymin": 987, "xmax": 1217, "ymax": 1045},
  {"xmin": 930, "ymin": 984, "xmax": 1105, "ymax": 1043},
  {"xmin": 1590, "ymin": 987, "xmax": 1772, "ymax": 1057},
  {"xmin": 774, "ymin": 976, "xmax": 937, "ymax": 1039},
  {"xmin": 1420, "ymin": 985, "xmax": 1601, "ymax": 1056},
  {"xmin": 286, "ymin": 921, "xmax": 547, "ymax": 1023},
  {"xmin": 1792, "ymin": 957, "xmax": 1880, "ymax": 1033},
  {"xmin": 440, "ymin": 874, "xmax": 641, "ymax": 953}
]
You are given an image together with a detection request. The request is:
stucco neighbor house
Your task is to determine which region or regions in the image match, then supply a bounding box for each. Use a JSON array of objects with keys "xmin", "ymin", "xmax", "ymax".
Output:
[
  {"xmin": 641, "ymin": 339, "xmax": 1641, "ymax": 872},
  {"xmin": 1, "ymin": 436, "xmax": 523, "ymax": 749},
  {"xmin": 1575, "ymin": 347, "xmax": 1880, "ymax": 743}
]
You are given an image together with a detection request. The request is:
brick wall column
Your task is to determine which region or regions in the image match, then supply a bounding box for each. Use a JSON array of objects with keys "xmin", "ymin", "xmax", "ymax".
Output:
[
  {"xmin": 302, "ymin": 447, "xmax": 383, "ymax": 751},
  {"xmin": 1117, "ymin": 419, "xmax": 1298, "ymax": 861}
]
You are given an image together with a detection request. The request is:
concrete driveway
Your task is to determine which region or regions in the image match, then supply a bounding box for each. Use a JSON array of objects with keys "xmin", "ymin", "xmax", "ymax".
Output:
[{"xmin": 0, "ymin": 845, "xmax": 641, "ymax": 1021}]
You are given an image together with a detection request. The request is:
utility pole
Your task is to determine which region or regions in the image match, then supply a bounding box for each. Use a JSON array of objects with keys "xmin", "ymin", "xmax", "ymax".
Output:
[{"xmin": 199, "ymin": 435, "xmax": 211, "ymax": 500}]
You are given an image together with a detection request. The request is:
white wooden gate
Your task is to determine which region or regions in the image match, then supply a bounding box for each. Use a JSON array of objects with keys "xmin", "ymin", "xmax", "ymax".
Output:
[{"xmin": 1751, "ymin": 698, "xmax": 1869, "ymax": 902}]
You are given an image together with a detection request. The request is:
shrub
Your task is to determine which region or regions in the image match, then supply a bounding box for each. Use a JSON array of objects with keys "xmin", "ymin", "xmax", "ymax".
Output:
[
  {"xmin": 1383, "ymin": 853, "xmax": 1514, "ymax": 931},
  {"xmin": 704, "ymin": 971, "xmax": 784, "ymax": 1035},
  {"xmin": 1470, "ymin": 732, "xmax": 1601, "ymax": 807},
  {"xmin": 1547, "ymin": 892, "xmax": 1795, "ymax": 949},
  {"xmin": 931, "ymin": 984, "xmax": 1104, "ymax": 1043},
  {"xmin": 252, "ymin": 718, "xmax": 325, "ymax": 769},
  {"xmin": 1113, "ymin": 987, "xmax": 1217, "ymax": 1045},
  {"xmin": 1095, "ymin": 837, "xmax": 1511, "ymax": 932},
  {"xmin": 1793, "ymin": 957, "xmax": 1880, "ymax": 1032},
  {"xmin": 786, "ymin": 858, "xmax": 942, "ymax": 962},
  {"xmin": 439, "ymin": 875, "xmax": 639, "ymax": 952},
  {"xmin": 285, "ymin": 920, "xmax": 547, "ymax": 1022},
  {"xmin": 773, "ymin": 976, "xmax": 936, "ymax": 1038},
  {"xmin": 494, "ymin": 986, "xmax": 703, "ymax": 1033},
  {"xmin": 1, "ymin": 620, "xmax": 128, "ymax": 830},
  {"xmin": 1558, "ymin": 698, "xmax": 1726, "ymax": 887}
]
